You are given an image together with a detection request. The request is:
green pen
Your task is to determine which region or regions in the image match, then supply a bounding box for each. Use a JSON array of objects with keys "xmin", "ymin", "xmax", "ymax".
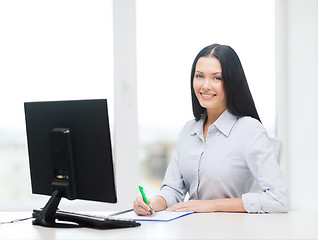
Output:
[{"xmin": 139, "ymin": 186, "xmax": 153, "ymax": 214}]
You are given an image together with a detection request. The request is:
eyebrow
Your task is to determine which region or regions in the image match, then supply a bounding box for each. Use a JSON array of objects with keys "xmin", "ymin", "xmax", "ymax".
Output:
[
  {"xmin": 212, "ymin": 72, "xmax": 222, "ymax": 75},
  {"xmin": 195, "ymin": 71, "xmax": 222, "ymax": 75}
]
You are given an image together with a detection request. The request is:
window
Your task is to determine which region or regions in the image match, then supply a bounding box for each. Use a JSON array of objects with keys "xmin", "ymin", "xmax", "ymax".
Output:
[
  {"xmin": 0, "ymin": 0, "xmax": 113, "ymax": 210},
  {"xmin": 0, "ymin": 0, "xmax": 276, "ymax": 210},
  {"xmin": 137, "ymin": 0, "xmax": 276, "ymax": 195}
]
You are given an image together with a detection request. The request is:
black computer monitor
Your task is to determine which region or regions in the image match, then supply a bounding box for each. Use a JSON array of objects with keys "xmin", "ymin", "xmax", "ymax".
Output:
[{"xmin": 24, "ymin": 99, "xmax": 117, "ymax": 228}]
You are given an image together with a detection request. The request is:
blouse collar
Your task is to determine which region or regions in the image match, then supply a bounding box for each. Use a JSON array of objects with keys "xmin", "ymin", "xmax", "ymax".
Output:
[{"xmin": 192, "ymin": 109, "xmax": 239, "ymax": 137}]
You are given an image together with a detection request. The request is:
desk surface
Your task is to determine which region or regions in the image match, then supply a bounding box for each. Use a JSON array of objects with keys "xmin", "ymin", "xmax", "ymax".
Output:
[{"xmin": 1, "ymin": 210, "xmax": 318, "ymax": 240}]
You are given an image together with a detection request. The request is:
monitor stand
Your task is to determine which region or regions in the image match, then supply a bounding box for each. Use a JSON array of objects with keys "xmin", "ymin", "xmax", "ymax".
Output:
[
  {"xmin": 32, "ymin": 189, "xmax": 80, "ymax": 228},
  {"xmin": 32, "ymin": 189, "xmax": 141, "ymax": 229}
]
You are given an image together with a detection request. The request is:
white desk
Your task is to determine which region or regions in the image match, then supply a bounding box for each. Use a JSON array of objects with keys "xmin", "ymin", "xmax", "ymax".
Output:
[{"xmin": 1, "ymin": 210, "xmax": 318, "ymax": 239}]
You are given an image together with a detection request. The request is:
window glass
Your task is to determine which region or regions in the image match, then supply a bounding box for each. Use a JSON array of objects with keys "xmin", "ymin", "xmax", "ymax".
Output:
[
  {"xmin": 0, "ymin": 0, "xmax": 113, "ymax": 210},
  {"xmin": 137, "ymin": 0, "xmax": 276, "ymax": 195}
]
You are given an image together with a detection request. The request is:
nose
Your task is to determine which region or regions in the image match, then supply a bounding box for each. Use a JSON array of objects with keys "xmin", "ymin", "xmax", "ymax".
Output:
[{"xmin": 202, "ymin": 78, "xmax": 212, "ymax": 91}]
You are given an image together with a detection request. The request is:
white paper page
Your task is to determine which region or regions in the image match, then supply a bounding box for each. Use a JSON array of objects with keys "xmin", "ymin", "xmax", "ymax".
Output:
[{"xmin": 111, "ymin": 210, "xmax": 194, "ymax": 222}]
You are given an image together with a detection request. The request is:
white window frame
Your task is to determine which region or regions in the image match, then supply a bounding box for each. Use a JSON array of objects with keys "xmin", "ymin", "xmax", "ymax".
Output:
[{"xmin": 113, "ymin": 0, "xmax": 139, "ymax": 210}]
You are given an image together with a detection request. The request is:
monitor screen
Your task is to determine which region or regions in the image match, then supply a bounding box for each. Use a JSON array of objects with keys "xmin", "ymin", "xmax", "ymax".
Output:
[{"xmin": 24, "ymin": 99, "xmax": 117, "ymax": 203}]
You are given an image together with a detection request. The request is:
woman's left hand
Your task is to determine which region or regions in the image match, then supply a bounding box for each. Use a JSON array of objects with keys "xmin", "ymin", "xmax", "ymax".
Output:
[{"xmin": 166, "ymin": 200, "xmax": 216, "ymax": 213}]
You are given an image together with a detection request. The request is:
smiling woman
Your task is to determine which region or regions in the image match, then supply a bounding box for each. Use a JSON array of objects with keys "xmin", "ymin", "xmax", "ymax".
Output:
[
  {"xmin": 136, "ymin": 0, "xmax": 276, "ymax": 197},
  {"xmin": 133, "ymin": 43, "xmax": 289, "ymax": 215}
]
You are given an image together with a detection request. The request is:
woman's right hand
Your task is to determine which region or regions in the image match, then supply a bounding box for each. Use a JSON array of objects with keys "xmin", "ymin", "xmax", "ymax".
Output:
[
  {"xmin": 133, "ymin": 196, "xmax": 153, "ymax": 216},
  {"xmin": 133, "ymin": 196, "xmax": 167, "ymax": 216}
]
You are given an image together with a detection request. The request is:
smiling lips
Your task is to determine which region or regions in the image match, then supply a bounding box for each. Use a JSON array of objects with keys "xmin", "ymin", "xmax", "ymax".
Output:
[{"xmin": 200, "ymin": 92, "xmax": 217, "ymax": 100}]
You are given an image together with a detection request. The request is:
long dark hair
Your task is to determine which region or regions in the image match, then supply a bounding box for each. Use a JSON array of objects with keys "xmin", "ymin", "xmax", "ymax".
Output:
[{"xmin": 191, "ymin": 44, "xmax": 261, "ymax": 122}]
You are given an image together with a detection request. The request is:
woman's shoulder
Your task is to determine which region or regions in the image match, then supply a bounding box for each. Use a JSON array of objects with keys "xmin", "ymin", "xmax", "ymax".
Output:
[
  {"xmin": 179, "ymin": 119, "xmax": 198, "ymax": 134},
  {"xmin": 184, "ymin": 118, "xmax": 198, "ymax": 127},
  {"xmin": 236, "ymin": 115, "xmax": 263, "ymax": 129},
  {"xmin": 174, "ymin": 118, "xmax": 201, "ymax": 138},
  {"xmin": 234, "ymin": 115, "xmax": 267, "ymax": 139}
]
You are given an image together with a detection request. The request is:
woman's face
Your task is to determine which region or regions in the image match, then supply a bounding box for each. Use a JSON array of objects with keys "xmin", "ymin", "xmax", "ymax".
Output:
[{"xmin": 193, "ymin": 56, "xmax": 227, "ymax": 114}]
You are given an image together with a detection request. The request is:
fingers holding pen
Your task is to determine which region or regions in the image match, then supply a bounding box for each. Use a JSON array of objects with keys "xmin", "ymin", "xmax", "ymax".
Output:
[{"xmin": 133, "ymin": 196, "xmax": 153, "ymax": 216}]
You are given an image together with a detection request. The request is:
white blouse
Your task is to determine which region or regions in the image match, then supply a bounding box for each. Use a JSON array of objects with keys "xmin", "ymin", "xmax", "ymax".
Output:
[{"xmin": 158, "ymin": 110, "xmax": 289, "ymax": 213}]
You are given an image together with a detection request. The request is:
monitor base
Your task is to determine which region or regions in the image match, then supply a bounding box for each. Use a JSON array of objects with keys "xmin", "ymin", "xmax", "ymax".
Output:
[
  {"xmin": 32, "ymin": 190, "xmax": 141, "ymax": 229},
  {"xmin": 32, "ymin": 189, "xmax": 79, "ymax": 228}
]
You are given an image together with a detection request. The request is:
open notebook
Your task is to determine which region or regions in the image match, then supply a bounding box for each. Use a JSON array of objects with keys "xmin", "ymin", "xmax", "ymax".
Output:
[{"xmin": 110, "ymin": 210, "xmax": 194, "ymax": 222}]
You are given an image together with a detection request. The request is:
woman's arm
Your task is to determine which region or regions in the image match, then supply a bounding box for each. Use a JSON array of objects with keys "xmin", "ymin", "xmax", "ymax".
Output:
[
  {"xmin": 166, "ymin": 198, "xmax": 246, "ymax": 213},
  {"xmin": 242, "ymin": 122, "xmax": 289, "ymax": 213}
]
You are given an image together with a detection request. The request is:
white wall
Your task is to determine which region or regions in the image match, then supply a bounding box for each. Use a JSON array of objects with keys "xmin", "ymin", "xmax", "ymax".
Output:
[{"xmin": 276, "ymin": 0, "xmax": 318, "ymax": 210}]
